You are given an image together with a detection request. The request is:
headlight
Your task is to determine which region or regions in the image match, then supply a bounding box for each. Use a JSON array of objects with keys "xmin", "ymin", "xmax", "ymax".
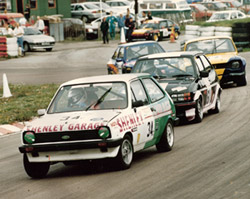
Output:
[
  {"xmin": 231, "ymin": 61, "xmax": 240, "ymax": 69},
  {"xmin": 87, "ymin": 29, "xmax": 93, "ymax": 33},
  {"xmin": 98, "ymin": 127, "xmax": 110, "ymax": 139},
  {"xmin": 171, "ymin": 93, "xmax": 191, "ymax": 102},
  {"xmin": 24, "ymin": 131, "xmax": 35, "ymax": 144}
]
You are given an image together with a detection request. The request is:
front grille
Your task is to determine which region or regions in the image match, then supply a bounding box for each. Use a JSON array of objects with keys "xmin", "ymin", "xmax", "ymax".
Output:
[{"xmin": 23, "ymin": 130, "xmax": 111, "ymax": 144}]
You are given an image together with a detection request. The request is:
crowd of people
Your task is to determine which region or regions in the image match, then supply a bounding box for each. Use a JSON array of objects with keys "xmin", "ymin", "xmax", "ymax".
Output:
[
  {"xmin": 1, "ymin": 4, "xmax": 45, "ymax": 56},
  {"xmin": 100, "ymin": 9, "xmax": 153, "ymax": 44}
]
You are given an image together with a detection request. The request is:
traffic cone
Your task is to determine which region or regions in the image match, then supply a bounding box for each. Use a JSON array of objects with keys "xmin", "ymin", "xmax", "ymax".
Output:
[
  {"xmin": 120, "ymin": 27, "xmax": 126, "ymax": 44},
  {"xmin": 2, "ymin": 73, "xmax": 12, "ymax": 98},
  {"xmin": 169, "ymin": 25, "xmax": 176, "ymax": 43}
]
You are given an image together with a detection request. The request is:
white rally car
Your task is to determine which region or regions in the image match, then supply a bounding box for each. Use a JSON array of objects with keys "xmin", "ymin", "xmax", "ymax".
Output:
[{"xmin": 19, "ymin": 74, "xmax": 177, "ymax": 178}]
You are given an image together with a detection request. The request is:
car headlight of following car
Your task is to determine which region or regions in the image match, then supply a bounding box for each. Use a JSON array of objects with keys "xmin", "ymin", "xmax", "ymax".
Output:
[
  {"xmin": 231, "ymin": 61, "xmax": 240, "ymax": 69},
  {"xmin": 23, "ymin": 131, "xmax": 35, "ymax": 144},
  {"xmin": 171, "ymin": 93, "xmax": 192, "ymax": 102},
  {"xmin": 98, "ymin": 127, "xmax": 110, "ymax": 139}
]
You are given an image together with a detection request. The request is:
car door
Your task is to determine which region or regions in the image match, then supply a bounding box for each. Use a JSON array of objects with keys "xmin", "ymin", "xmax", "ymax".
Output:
[
  {"xmin": 195, "ymin": 55, "xmax": 215, "ymax": 110},
  {"xmin": 159, "ymin": 20, "xmax": 169, "ymax": 38},
  {"xmin": 130, "ymin": 79, "xmax": 155, "ymax": 151}
]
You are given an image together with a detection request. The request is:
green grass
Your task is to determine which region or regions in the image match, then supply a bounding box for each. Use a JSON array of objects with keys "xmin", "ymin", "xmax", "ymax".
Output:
[{"xmin": 0, "ymin": 84, "xmax": 58, "ymax": 124}]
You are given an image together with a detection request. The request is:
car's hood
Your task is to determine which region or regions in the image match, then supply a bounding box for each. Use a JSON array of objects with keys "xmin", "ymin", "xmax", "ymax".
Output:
[
  {"xmin": 24, "ymin": 111, "xmax": 121, "ymax": 133},
  {"xmin": 206, "ymin": 52, "xmax": 238, "ymax": 64},
  {"xmin": 158, "ymin": 78, "xmax": 196, "ymax": 94},
  {"xmin": 23, "ymin": 35, "xmax": 55, "ymax": 43}
]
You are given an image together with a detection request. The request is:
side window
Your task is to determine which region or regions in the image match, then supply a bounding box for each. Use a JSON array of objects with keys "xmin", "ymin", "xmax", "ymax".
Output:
[
  {"xmin": 131, "ymin": 80, "xmax": 149, "ymax": 106},
  {"xmin": 200, "ymin": 55, "xmax": 211, "ymax": 71},
  {"xmin": 118, "ymin": 47, "xmax": 124, "ymax": 58},
  {"xmin": 142, "ymin": 78, "xmax": 164, "ymax": 103},
  {"xmin": 112, "ymin": 47, "xmax": 120, "ymax": 59},
  {"xmin": 159, "ymin": 21, "xmax": 167, "ymax": 29},
  {"xmin": 195, "ymin": 56, "xmax": 205, "ymax": 72}
]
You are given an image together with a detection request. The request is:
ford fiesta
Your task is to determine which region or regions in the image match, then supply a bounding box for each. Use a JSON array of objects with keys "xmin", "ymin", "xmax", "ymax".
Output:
[
  {"xmin": 19, "ymin": 74, "xmax": 177, "ymax": 178},
  {"xmin": 132, "ymin": 51, "xmax": 222, "ymax": 123}
]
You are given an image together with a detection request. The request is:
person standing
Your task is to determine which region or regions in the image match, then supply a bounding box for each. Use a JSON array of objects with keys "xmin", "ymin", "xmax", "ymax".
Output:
[
  {"xmin": 127, "ymin": 17, "xmax": 135, "ymax": 42},
  {"xmin": 13, "ymin": 23, "xmax": 25, "ymax": 56},
  {"xmin": 24, "ymin": 4, "xmax": 30, "ymax": 22},
  {"xmin": 147, "ymin": 11, "xmax": 153, "ymax": 20},
  {"xmin": 107, "ymin": 11, "xmax": 117, "ymax": 40},
  {"xmin": 34, "ymin": 16, "xmax": 45, "ymax": 33},
  {"xmin": 100, "ymin": 17, "xmax": 109, "ymax": 44},
  {"xmin": 117, "ymin": 13, "xmax": 125, "ymax": 39},
  {"xmin": 2, "ymin": 23, "xmax": 13, "ymax": 36}
]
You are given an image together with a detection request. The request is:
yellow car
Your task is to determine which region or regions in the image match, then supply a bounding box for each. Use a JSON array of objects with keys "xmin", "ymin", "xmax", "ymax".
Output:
[{"xmin": 183, "ymin": 36, "xmax": 247, "ymax": 87}]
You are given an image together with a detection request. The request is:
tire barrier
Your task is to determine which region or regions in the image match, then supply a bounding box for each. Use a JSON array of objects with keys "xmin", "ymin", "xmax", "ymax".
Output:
[
  {"xmin": 6, "ymin": 37, "xmax": 18, "ymax": 57},
  {"xmin": 0, "ymin": 36, "xmax": 8, "ymax": 58},
  {"xmin": 232, "ymin": 22, "xmax": 250, "ymax": 48},
  {"xmin": 184, "ymin": 25, "xmax": 232, "ymax": 40}
]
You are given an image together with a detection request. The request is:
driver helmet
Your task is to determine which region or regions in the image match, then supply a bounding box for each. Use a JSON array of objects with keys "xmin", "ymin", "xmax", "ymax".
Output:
[{"xmin": 68, "ymin": 87, "xmax": 87, "ymax": 106}]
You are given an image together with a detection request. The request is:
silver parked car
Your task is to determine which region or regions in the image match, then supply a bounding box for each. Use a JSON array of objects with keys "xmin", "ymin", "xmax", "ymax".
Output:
[
  {"xmin": 23, "ymin": 27, "xmax": 55, "ymax": 52},
  {"xmin": 71, "ymin": 2, "xmax": 102, "ymax": 23}
]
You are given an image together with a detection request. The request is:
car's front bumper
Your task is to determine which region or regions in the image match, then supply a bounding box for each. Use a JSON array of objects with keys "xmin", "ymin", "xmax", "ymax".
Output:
[
  {"xmin": 19, "ymin": 138, "xmax": 122, "ymax": 162},
  {"xmin": 174, "ymin": 101, "xmax": 196, "ymax": 121},
  {"xmin": 29, "ymin": 42, "xmax": 55, "ymax": 50},
  {"xmin": 220, "ymin": 70, "xmax": 246, "ymax": 85}
]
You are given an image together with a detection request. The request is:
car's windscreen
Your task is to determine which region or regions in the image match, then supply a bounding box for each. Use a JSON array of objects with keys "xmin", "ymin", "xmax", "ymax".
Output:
[
  {"xmin": 140, "ymin": 22, "xmax": 158, "ymax": 29},
  {"xmin": 125, "ymin": 44, "xmax": 164, "ymax": 61},
  {"xmin": 210, "ymin": 12, "xmax": 229, "ymax": 20},
  {"xmin": 84, "ymin": 3, "xmax": 99, "ymax": 9},
  {"xmin": 24, "ymin": 28, "xmax": 42, "ymax": 35},
  {"xmin": 186, "ymin": 38, "xmax": 235, "ymax": 54},
  {"xmin": 47, "ymin": 82, "xmax": 128, "ymax": 113},
  {"xmin": 133, "ymin": 57, "xmax": 195, "ymax": 78}
]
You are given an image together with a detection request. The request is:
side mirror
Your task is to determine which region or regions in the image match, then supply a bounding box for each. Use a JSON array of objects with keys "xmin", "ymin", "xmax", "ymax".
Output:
[
  {"xmin": 132, "ymin": 100, "xmax": 144, "ymax": 108},
  {"xmin": 200, "ymin": 71, "xmax": 209, "ymax": 78},
  {"xmin": 37, "ymin": 109, "xmax": 46, "ymax": 116}
]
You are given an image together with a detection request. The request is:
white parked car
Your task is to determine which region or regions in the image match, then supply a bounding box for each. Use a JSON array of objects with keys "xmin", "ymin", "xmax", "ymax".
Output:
[
  {"xmin": 106, "ymin": 0, "xmax": 131, "ymax": 15},
  {"xmin": 88, "ymin": 1, "xmax": 118, "ymax": 15},
  {"xmin": 23, "ymin": 27, "xmax": 55, "ymax": 52},
  {"xmin": 18, "ymin": 74, "xmax": 177, "ymax": 178},
  {"xmin": 207, "ymin": 10, "xmax": 247, "ymax": 22}
]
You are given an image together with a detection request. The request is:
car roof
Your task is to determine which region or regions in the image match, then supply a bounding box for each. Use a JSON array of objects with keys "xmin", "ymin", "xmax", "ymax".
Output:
[
  {"xmin": 185, "ymin": 36, "xmax": 232, "ymax": 44},
  {"xmin": 138, "ymin": 51, "xmax": 202, "ymax": 60},
  {"xmin": 118, "ymin": 41, "xmax": 158, "ymax": 47},
  {"xmin": 61, "ymin": 74, "xmax": 150, "ymax": 86},
  {"xmin": 212, "ymin": 10, "xmax": 242, "ymax": 14}
]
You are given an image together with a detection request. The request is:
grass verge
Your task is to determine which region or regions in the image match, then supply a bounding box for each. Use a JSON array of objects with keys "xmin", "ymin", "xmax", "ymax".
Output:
[{"xmin": 0, "ymin": 84, "xmax": 58, "ymax": 125}]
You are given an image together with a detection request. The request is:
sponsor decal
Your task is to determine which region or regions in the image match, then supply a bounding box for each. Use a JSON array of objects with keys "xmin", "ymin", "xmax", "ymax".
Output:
[{"xmin": 172, "ymin": 86, "xmax": 187, "ymax": 92}]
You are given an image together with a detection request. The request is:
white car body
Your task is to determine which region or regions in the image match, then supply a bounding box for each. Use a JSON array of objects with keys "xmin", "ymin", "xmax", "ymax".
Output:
[
  {"xmin": 106, "ymin": 0, "xmax": 131, "ymax": 15},
  {"xmin": 19, "ymin": 74, "xmax": 177, "ymax": 178},
  {"xmin": 207, "ymin": 10, "xmax": 246, "ymax": 22},
  {"xmin": 23, "ymin": 27, "xmax": 55, "ymax": 52}
]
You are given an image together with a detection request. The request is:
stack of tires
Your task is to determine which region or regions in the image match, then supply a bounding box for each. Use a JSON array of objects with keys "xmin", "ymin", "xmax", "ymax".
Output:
[
  {"xmin": 7, "ymin": 37, "xmax": 18, "ymax": 57},
  {"xmin": 232, "ymin": 22, "xmax": 250, "ymax": 48}
]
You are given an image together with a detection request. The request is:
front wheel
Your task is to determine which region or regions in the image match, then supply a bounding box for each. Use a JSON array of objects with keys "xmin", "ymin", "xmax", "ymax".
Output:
[
  {"xmin": 23, "ymin": 154, "xmax": 50, "ymax": 178},
  {"xmin": 115, "ymin": 135, "xmax": 133, "ymax": 170},
  {"xmin": 156, "ymin": 121, "xmax": 174, "ymax": 152},
  {"xmin": 46, "ymin": 48, "xmax": 53, "ymax": 52},
  {"xmin": 23, "ymin": 42, "xmax": 30, "ymax": 52},
  {"xmin": 209, "ymin": 94, "xmax": 221, "ymax": 114},
  {"xmin": 152, "ymin": 34, "xmax": 159, "ymax": 42},
  {"xmin": 237, "ymin": 75, "xmax": 247, "ymax": 87}
]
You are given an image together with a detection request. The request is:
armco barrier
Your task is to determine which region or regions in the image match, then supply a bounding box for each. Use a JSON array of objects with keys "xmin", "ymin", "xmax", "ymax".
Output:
[{"xmin": 0, "ymin": 36, "xmax": 8, "ymax": 58}]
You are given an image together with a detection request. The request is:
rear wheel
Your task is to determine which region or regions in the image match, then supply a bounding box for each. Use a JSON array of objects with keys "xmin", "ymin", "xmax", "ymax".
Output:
[
  {"xmin": 195, "ymin": 99, "xmax": 203, "ymax": 123},
  {"xmin": 156, "ymin": 121, "xmax": 174, "ymax": 152},
  {"xmin": 23, "ymin": 154, "xmax": 50, "ymax": 178},
  {"xmin": 115, "ymin": 135, "xmax": 133, "ymax": 170}
]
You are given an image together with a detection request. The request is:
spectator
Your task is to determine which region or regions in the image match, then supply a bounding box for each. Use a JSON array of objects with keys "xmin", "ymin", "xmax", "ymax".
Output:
[
  {"xmin": 24, "ymin": 4, "xmax": 30, "ymax": 22},
  {"xmin": 117, "ymin": 13, "xmax": 125, "ymax": 38},
  {"xmin": 147, "ymin": 11, "xmax": 153, "ymax": 20},
  {"xmin": 126, "ymin": 18, "xmax": 135, "ymax": 42},
  {"xmin": 100, "ymin": 17, "xmax": 109, "ymax": 44},
  {"xmin": 34, "ymin": 16, "xmax": 45, "ymax": 33},
  {"xmin": 107, "ymin": 11, "xmax": 117, "ymax": 40},
  {"xmin": 13, "ymin": 23, "xmax": 25, "ymax": 56},
  {"xmin": 2, "ymin": 23, "xmax": 13, "ymax": 36}
]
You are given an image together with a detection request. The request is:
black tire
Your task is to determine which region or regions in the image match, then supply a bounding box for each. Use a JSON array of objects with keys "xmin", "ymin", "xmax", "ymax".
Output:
[
  {"xmin": 23, "ymin": 42, "xmax": 30, "ymax": 52},
  {"xmin": 237, "ymin": 75, "xmax": 247, "ymax": 87},
  {"xmin": 23, "ymin": 154, "xmax": 50, "ymax": 178},
  {"xmin": 156, "ymin": 120, "xmax": 174, "ymax": 152},
  {"xmin": 115, "ymin": 135, "xmax": 133, "ymax": 170},
  {"xmin": 195, "ymin": 98, "xmax": 203, "ymax": 123},
  {"xmin": 46, "ymin": 48, "xmax": 53, "ymax": 52},
  {"xmin": 152, "ymin": 34, "xmax": 158, "ymax": 42},
  {"xmin": 209, "ymin": 94, "xmax": 221, "ymax": 114}
]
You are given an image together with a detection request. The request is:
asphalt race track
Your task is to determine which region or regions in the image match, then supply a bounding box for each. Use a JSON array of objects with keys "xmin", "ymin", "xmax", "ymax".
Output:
[{"xmin": 0, "ymin": 38, "xmax": 250, "ymax": 199}]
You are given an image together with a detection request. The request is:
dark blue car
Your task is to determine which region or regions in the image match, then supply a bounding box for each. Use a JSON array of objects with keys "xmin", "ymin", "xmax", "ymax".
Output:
[{"xmin": 107, "ymin": 41, "xmax": 165, "ymax": 74}]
